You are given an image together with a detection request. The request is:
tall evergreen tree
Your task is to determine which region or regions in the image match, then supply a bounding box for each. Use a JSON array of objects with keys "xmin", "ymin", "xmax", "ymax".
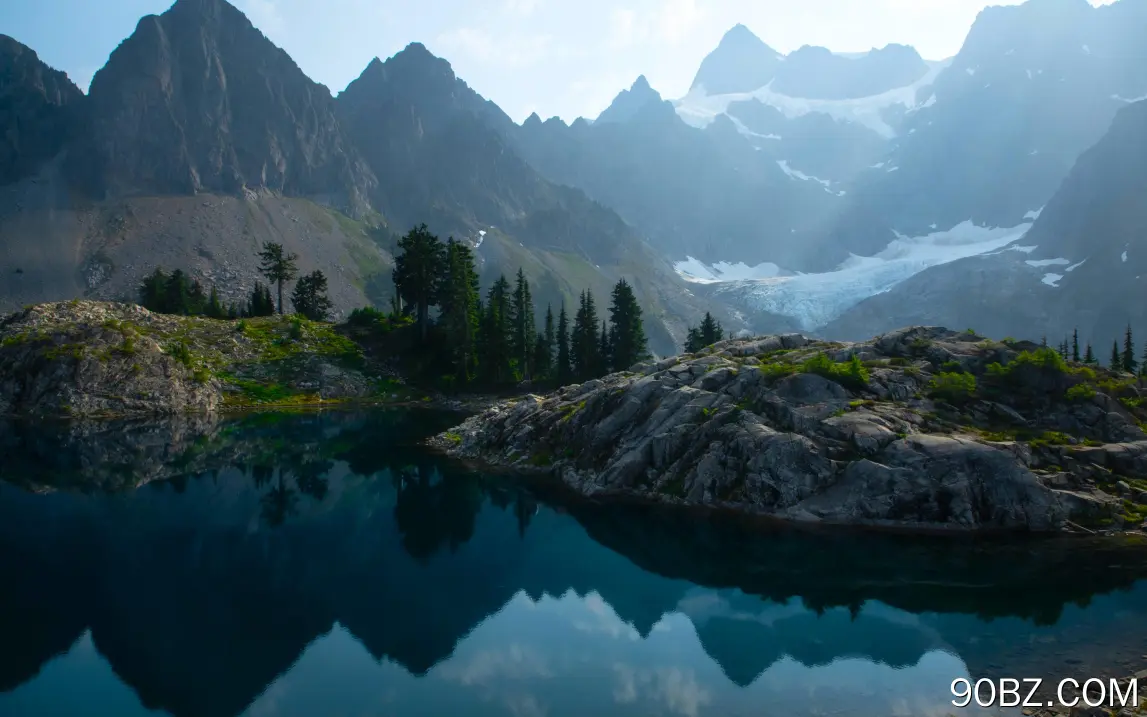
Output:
[
  {"xmin": 139, "ymin": 269, "xmax": 169, "ymax": 312},
  {"xmin": 1140, "ymin": 341, "xmax": 1147, "ymax": 376},
  {"xmin": 248, "ymin": 282, "xmax": 275, "ymax": 317},
  {"xmin": 439, "ymin": 239, "xmax": 481, "ymax": 384},
  {"xmin": 607, "ymin": 278, "xmax": 648, "ymax": 371},
  {"xmin": 163, "ymin": 269, "xmax": 191, "ymax": 315},
  {"xmin": 571, "ymin": 290, "xmax": 602, "ymax": 381},
  {"xmin": 685, "ymin": 312, "xmax": 723, "ymax": 353},
  {"xmin": 1058, "ymin": 338, "xmax": 1069, "ymax": 360},
  {"xmin": 1084, "ymin": 342, "xmax": 1097, "ymax": 365},
  {"xmin": 1112, "ymin": 340, "xmax": 1122, "ymax": 371},
  {"xmin": 392, "ymin": 224, "xmax": 446, "ymax": 341},
  {"xmin": 188, "ymin": 280, "xmax": 207, "ymax": 315},
  {"xmin": 1040, "ymin": 336, "xmax": 1048, "ymax": 348},
  {"xmin": 478, "ymin": 276, "xmax": 514, "ymax": 384},
  {"xmin": 257, "ymin": 242, "xmax": 299, "ymax": 315},
  {"xmin": 291, "ymin": 270, "xmax": 334, "ymax": 321},
  {"xmin": 510, "ymin": 269, "xmax": 536, "ymax": 379},
  {"xmin": 599, "ymin": 320, "xmax": 611, "ymax": 376},
  {"xmin": 556, "ymin": 302, "xmax": 572, "ymax": 385},
  {"xmin": 1124, "ymin": 325, "xmax": 1139, "ymax": 374},
  {"xmin": 205, "ymin": 285, "xmax": 225, "ymax": 319},
  {"xmin": 1072, "ymin": 328, "xmax": 1080, "ymax": 363},
  {"xmin": 538, "ymin": 304, "xmax": 555, "ymax": 379}
]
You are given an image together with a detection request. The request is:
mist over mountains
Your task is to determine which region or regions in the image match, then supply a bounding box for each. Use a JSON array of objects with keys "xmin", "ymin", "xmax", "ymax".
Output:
[{"xmin": 2, "ymin": 0, "xmax": 1146, "ymax": 348}]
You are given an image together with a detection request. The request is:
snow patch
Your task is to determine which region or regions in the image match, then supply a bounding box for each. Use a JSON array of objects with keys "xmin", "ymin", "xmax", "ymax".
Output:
[
  {"xmin": 475, "ymin": 230, "xmax": 487, "ymax": 249},
  {"xmin": 870, "ymin": 162, "xmax": 886, "ymax": 169},
  {"xmin": 1006, "ymin": 49, "xmax": 1015, "ymax": 56},
  {"xmin": 777, "ymin": 160, "xmax": 830, "ymax": 187},
  {"xmin": 1024, "ymin": 207, "xmax": 1043, "ymax": 220},
  {"xmin": 1025, "ymin": 257, "xmax": 1069, "ymax": 268},
  {"xmin": 1026, "ymin": 69, "xmax": 1032, "ymax": 79},
  {"xmin": 727, "ymin": 114, "xmax": 782, "ymax": 141},
  {"xmin": 1066, "ymin": 259, "xmax": 1086, "ymax": 272},
  {"xmin": 1003, "ymin": 245, "xmax": 1037, "ymax": 254},
  {"xmin": 674, "ymin": 257, "xmax": 784, "ymax": 283},
  {"xmin": 1029, "ymin": 149, "xmax": 1039, "ymax": 155},
  {"xmin": 1112, "ymin": 93, "xmax": 1147, "ymax": 103},
  {"xmin": 886, "ymin": 166, "xmax": 900, "ymax": 173},
  {"xmin": 1123, "ymin": 250, "xmax": 1129, "ymax": 263},
  {"xmin": 675, "ymin": 59, "xmax": 951, "ymax": 139},
  {"xmin": 1042, "ymin": 273, "xmax": 1063, "ymax": 287},
  {"xmin": 698, "ymin": 219, "xmax": 1034, "ymax": 330},
  {"xmin": 1083, "ymin": 45, "xmax": 1091, "ymax": 55},
  {"xmin": 966, "ymin": 67, "xmax": 976, "ymax": 76}
]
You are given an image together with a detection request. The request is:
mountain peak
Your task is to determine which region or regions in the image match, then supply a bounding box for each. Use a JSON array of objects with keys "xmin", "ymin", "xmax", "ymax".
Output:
[
  {"xmin": 596, "ymin": 75, "xmax": 664, "ymax": 125},
  {"xmin": 690, "ymin": 24, "xmax": 781, "ymax": 95},
  {"xmin": 632, "ymin": 75, "xmax": 652, "ymax": 92}
]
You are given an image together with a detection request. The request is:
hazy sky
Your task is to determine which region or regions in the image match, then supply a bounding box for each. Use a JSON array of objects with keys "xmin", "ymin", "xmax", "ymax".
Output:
[{"xmin": 1, "ymin": 0, "xmax": 1119, "ymax": 123}]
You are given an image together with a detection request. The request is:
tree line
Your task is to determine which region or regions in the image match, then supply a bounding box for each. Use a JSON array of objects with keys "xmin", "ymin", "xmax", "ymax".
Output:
[
  {"xmin": 1045, "ymin": 325, "xmax": 1147, "ymax": 375},
  {"xmin": 137, "ymin": 242, "xmax": 333, "ymax": 321},
  {"xmin": 390, "ymin": 224, "xmax": 649, "ymax": 389}
]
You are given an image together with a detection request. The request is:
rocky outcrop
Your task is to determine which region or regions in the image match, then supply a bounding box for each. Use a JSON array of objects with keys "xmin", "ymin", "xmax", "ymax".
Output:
[
  {"xmin": 0, "ymin": 34, "xmax": 84, "ymax": 186},
  {"xmin": 0, "ymin": 301, "xmax": 389, "ymax": 417},
  {"xmin": 68, "ymin": 0, "xmax": 375, "ymax": 214},
  {"xmin": 433, "ymin": 326, "xmax": 1147, "ymax": 533}
]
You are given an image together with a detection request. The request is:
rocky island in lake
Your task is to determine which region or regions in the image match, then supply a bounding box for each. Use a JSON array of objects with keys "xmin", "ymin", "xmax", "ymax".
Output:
[{"xmin": 434, "ymin": 327, "xmax": 1147, "ymax": 534}]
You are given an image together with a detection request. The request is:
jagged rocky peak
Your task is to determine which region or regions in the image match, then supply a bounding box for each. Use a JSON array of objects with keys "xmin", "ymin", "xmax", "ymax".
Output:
[
  {"xmin": 0, "ymin": 34, "xmax": 86, "ymax": 186},
  {"xmin": 959, "ymin": 0, "xmax": 1095, "ymax": 59},
  {"xmin": 68, "ymin": 0, "xmax": 375, "ymax": 213},
  {"xmin": 690, "ymin": 23, "xmax": 782, "ymax": 95},
  {"xmin": 770, "ymin": 42, "xmax": 929, "ymax": 100},
  {"xmin": 595, "ymin": 74, "xmax": 666, "ymax": 125}
]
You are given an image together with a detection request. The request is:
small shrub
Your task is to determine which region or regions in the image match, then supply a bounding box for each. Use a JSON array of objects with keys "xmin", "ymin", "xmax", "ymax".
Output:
[
  {"xmin": 1066, "ymin": 383, "xmax": 1097, "ymax": 402},
  {"xmin": 169, "ymin": 341, "xmax": 193, "ymax": 367},
  {"xmin": 192, "ymin": 368, "xmax": 211, "ymax": 384},
  {"xmin": 940, "ymin": 360, "xmax": 965, "ymax": 374},
  {"xmin": 235, "ymin": 320, "xmax": 248, "ymax": 334},
  {"xmin": 288, "ymin": 317, "xmax": 304, "ymax": 340},
  {"xmin": 929, "ymin": 372, "xmax": 977, "ymax": 404},
  {"xmin": 799, "ymin": 353, "xmax": 869, "ymax": 391}
]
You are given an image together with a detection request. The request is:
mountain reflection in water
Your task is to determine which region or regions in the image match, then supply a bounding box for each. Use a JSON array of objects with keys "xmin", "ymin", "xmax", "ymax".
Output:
[{"xmin": 1, "ymin": 409, "xmax": 1146, "ymax": 717}]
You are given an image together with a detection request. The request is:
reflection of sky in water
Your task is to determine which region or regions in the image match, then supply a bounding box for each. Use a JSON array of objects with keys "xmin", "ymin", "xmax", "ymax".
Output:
[{"xmin": 3, "ymin": 590, "xmax": 1017, "ymax": 717}]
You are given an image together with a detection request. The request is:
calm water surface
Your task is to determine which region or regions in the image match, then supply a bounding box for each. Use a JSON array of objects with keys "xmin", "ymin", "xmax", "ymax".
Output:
[{"xmin": 1, "ymin": 409, "xmax": 1147, "ymax": 717}]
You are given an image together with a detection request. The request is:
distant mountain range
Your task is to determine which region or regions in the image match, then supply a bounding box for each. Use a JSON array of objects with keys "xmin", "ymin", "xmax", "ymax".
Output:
[{"xmin": 2, "ymin": 0, "xmax": 1147, "ymax": 348}]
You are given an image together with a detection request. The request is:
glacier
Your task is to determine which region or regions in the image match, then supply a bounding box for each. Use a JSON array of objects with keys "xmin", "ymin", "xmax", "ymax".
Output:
[
  {"xmin": 678, "ymin": 219, "xmax": 1034, "ymax": 331},
  {"xmin": 674, "ymin": 59, "xmax": 952, "ymax": 139}
]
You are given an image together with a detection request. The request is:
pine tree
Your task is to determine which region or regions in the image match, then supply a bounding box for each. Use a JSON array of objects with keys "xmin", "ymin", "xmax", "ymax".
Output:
[
  {"xmin": 439, "ymin": 239, "xmax": 481, "ymax": 384},
  {"xmin": 599, "ymin": 320, "xmax": 611, "ymax": 376},
  {"xmin": 188, "ymin": 280, "xmax": 206, "ymax": 315},
  {"xmin": 478, "ymin": 276, "xmax": 513, "ymax": 384},
  {"xmin": 205, "ymin": 285, "xmax": 225, "ymax": 319},
  {"xmin": 139, "ymin": 269, "xmax": 169, "ymax": 312},
  {"xmin": 1123, "ymin": 325, "xmax": 1139, "ymax": 374},
  {"xmin": 607, "ymin": 278, "xmax": 648, "ymax": 371},
  {"xmin": 1058, "ymin": 338, "xmax": 1069, "ymax": 360},
  {"xmin": 257, "ymin": 242, "xmax": 299, "ymax": 315},
  {"xmin": 163, "ymin": 269, "xmax": 191, "ymax": 315},
  {"xmin": 556, "ymin": 302, "xmax": 572, "ymax": 385},
  {"xmin": 1111, "ymin": 340, "xmax": 1122, "ymax": 371},
  {"xmin": 571, "ymin": 290, "xmax": 601, "ymax": 381},
  {"xmin": 291, "ymin": 270, "xmax": 333, "ymax": 321},
  {"xmin": 510, "ymin": 269, "xmax": 536, "ymax": 379},
  {"xmin": 1084, "ymin": 342, "xmax": 1097, "ymax": 365},
  {"xmin": 532, "ymin": 331, "xmax": 551, "ymax": 382},
  {"xmin": 1072, "ymin": 328, "xmax": 1080, "ymax": 363},
  {"xmin": 1140, "ymin": 341, "xmax": 1147, "ymax": 376},
  {"xmin": 1040, "ymin": 336, "xmax": 1048, "ymax": 348},
  {"xmin": 685, "ymin": 312, "xmax": 723, "ymax": 353},
  {"xmin": 537, "ymin": 304, "xmax": 555, "ymax": 379},
  {"xmin": 392, "ymin": 224, "xmax": 446, "ymax": 341},
  {"xmin": 248, "ymin": 282, "xmax": 274, "ymax": 317}
]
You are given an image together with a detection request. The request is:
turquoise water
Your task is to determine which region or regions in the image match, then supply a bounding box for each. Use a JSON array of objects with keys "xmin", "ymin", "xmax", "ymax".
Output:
[{"xmin": 1, "ymin": 409, "xmax": 1145, "ymax": 717}]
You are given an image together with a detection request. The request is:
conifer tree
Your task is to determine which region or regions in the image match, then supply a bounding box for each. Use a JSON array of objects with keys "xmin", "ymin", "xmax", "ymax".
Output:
[
  {"xmin": 291, "ymin": 270, "xmax": 333, "ymax": 321},
  {"xmin": 1072, "ymin": 328, "xmax": 1080, "ymax": 363},
  {"xmin": 1084, "ymin": 342, "xmax": 1097, "ymax": 365},
  {"xmin": 571, "ymin": 290, "xmax": 601, "ymax": 381},
  {"xmin": 477, "ymin": 276, "xmax": 513, "ymax": 384},
  {"xmin": 439, "ymin": 239, "xmax": 481, "ymax": 383},
  {"xmin": 1123, "ymin": 325, "xmax": 1138, "ymax": 374},
  {"xmin": 1040, "ymin": 336, "xmax": 1048, "ymax": 348},
  {"xmin": 685, "ymin": 312, "xmax": 723, "ymax": 353},
  {"xmin": 1058, "ymin": 338, "xmax": 1069, "ymax": 360},
  {"xmin": 188, "ymin": 280, "xmax": 207, "ymax": 315},
  {"xmin": 599, "ymin": 320, "xmax": 611, "ymax": 376},
  {"xmin": 538, "ymin": 304, "xmax": 555, "ymax": 379},
  {"xmin": 607, "ymin": 278, "xmax": 648, "ymax": 371},
  {"xmin": 510, "ymin": 269, "xmax": 536, "ymax": 379},
  {"xmin": 556, "ymin": 302, "xmax": 572, "ymax": 385},
  {"xmin": 1112, "ymin": 340, "xmax": 1122, "ymax": 371},
  {"xmin": 257, "ymin": 242, "xmax": 299, "ymax": 315},
  {"xmin": 164, "ymin": 269, "xmax": 192, "ymax": 315},
  {"xmin": 205, "ymin": 285, "xmax": 225, "ymax": 319},
  {"xmin": 392, "ymin": 224, "xmax": 446, "ymax": 341},
  {"xmin": 1140, "ymin": 341, "xmax": 1147, "ymax": 376},
  {"xmin": 248, "ymin": 282, "xmax": 275, "ymax": 317},
  {"xmin": 139, "ymin": 269, "xmax": 169, "ymax": 313}
]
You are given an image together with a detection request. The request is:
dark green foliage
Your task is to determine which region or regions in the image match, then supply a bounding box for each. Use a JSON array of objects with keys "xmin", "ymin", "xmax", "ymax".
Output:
[
  {"xmin": 510, "ymin": 269, "xmax": 536, "ymax": 379},
  {"xmin": 1084, "ymin": 342, "xmax": 1097, "ymax": 365},
  {"xmin": 248, "ymin": 282, "xmax": 275, "ymax": 317},
  {"xmin": 257, "ymin": 242, "xmax": 299, "ymax": 315},
  {"xmin": 534, "ymin": 304, "xmax": 555, "ymax": 380},
  {"xmin": 205, "ymin": 285, "xmax": 225, "ymax": 319},
  {"xmin": 1111, "ymin": 340, "xmax": 1122, "ymax": 371},
  {"xmin": 556, "ymin": 303, "xmax": 572, "ymax": 385},
  {"xmin": 571, "ymin": 290, "xmax": 602, "ymax": 382},
  {"xmin": 1123, "ymin": 325, "xmax": 1138, "ymax": 374},
  {"xmin": 439, "ymin": 238, "xmax": 481, "ymax": 384},
  {"xmin": 599, "ymin": 320, "xmax": 611, "ymax": 375},
  {"xmin": 290, "ymin": 270, "xmax": 333, "ymax": 321},
  {"xmin": 685, "ymin": 312, "xmax": 723, "ymax": 353},
  {"xmin": 940, "ymin": 360, "xmax": 965, "ymax": 373},
  {"xmin": 1072, "ymin": 328, "xmax": 1080, "ymax": 363},
  {"xmin": 929, "ymin": 372, "xmax": 977, "ymax": 404},
  {"xmin": 138, "ymin": 268, "xmax": 209, "ymax": 316},
  {"xmin": 392, "ymin": 224, "xmax": 445, "ymax": 341},
  {"xmin": 607, "ymin": 278, "xmax": 648, "ymax": 371},
  {"xmin": 478, "ymin": 275, "xmax": 514, "ymax": 384}
]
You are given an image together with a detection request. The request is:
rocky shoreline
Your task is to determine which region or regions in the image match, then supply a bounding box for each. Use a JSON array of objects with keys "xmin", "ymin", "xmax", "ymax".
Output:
[{"xmin": 431, "ymin": 327, "xmax": 1147, "ymax": 534}]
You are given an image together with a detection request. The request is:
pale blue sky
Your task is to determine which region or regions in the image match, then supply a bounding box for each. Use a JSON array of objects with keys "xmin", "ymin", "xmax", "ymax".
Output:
[{"xmin": 0, "ymin": 0, "xmax": 1118, "ymax": 123}]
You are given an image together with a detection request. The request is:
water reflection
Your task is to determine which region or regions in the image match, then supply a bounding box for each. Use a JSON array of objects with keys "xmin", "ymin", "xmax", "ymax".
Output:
[{"xmin": 0, "ymin": 410, "xmax": 1146, "ymax": 717}]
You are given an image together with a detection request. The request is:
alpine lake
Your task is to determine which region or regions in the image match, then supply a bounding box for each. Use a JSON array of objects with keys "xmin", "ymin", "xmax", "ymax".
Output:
[{"xmin": 2, "ymin": 407, "xmax": 1147, "ymax": 717}]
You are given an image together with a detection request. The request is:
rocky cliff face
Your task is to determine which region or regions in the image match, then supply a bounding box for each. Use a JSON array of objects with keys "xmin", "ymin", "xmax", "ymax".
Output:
[
  {"xmin": 0, "ymin": 34, "xmax": 84, "ymax": 186},
  {"xmin": 433, "ymin": 326, "xmax": 1147, "ymax": 533},
  {"xmin": 68, "ymin": 0, "xmax": 375, "ymax": 215}
]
